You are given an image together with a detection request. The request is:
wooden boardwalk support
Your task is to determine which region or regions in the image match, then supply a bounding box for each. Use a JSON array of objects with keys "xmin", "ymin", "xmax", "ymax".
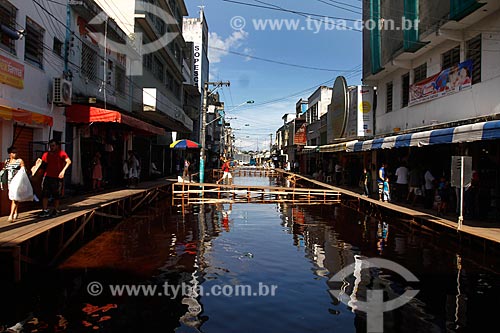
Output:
[
  {"xmin": 0, "ymin": 179, "xmax": 173, "ymax": 282},
  {"xmin": 171, "ymin": 182, "xmax": 341, "ymax": 204}
]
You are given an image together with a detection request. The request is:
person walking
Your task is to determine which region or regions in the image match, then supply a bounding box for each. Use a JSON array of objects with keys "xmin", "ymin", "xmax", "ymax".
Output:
[
  {"xmin": 217, "ymin": 158, "xmax": 233, "ymax": 185},
  {"xmin": 127, "ymin": 151, "xmax": 140, "ymax": 188},
  {"xmin": 407, "ymin": 165, "xmax": 423, "ymax": 206},
  {"xmin": 38, "ymin": 140, "xmax": 71, "ymax": 218},
  {"xmin": 1, "ymin": 147, "xmax": 25, "ymax": 221},
  {"xmin": 335, "ymin": 161, "xmax": 343, "ymax": 185},
  {"xmin": 394, "ymin": 162, "xmax": 409, "ymax": 202}
]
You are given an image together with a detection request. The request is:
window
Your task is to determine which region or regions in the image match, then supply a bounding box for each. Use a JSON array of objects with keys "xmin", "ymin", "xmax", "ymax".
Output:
[
  {"xmin": 386, "ymin": 81, "xmax": 393, "ymax": 112},
  {"xmin": 466, "ymin": 34, "xmax": 481, "ymax": 84},
  {"xmin": 53, "ymin": 37, "xmax": 63, "ymax": 58},
  {"xmin": 165, "ymin": 70, "xmax": 173, "ymax": 90},
  {"xmin": 442, "ymin": 46, "xmax": 460, "ymax": 70},
  {"xmin": 402, "ymin": 73, "xmax": 409, "ymax": 107},
  {"xmin": 115, "ymin": 66, "xmax": 126, "ymax": 94},
  {"xmin": 25, "ymin": 17, "xmax": 44, "ymax": 68},
  {"xmin": 153, "ymin": 56, "xmax": 164, "ymax": 82},
  {"xmin": 414, "ymin": 63, "xmax": 427, "ymax": 83},
  {"xmin": 143, "ymin": 53, "xmax": 152, "ymax": 71},
  {"xmin": 0, "ymin": 0, "xmax": 17, "ymax": 54},
  {"xmin": 81, "ymin": 43, "xmax": 98, "ymax": 82}
]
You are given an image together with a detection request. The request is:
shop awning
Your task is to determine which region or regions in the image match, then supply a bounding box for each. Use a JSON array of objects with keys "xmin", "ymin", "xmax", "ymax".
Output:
[
  {"xmin": 0, "ymin": 105, "xmax": 53, "ymax": 126},
  {"xmin": 299, "ymin": 146, "xmax": 319, "ymax": 154},
  {"xmin": 66, "ymin": 105, "xmax": 165, "ymax": 136},
  {"xmin": 319, "ymin": 140, "xmax": 358, "ymax": 153},
  {"xmin": 346, "ymin": 120, "xmax": 500, "ymax": 152}
]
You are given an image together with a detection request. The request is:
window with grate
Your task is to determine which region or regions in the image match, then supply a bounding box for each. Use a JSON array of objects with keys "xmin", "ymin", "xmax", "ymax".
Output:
[
  {"xmin": 53, "ymin": 37, "xmax": 63, "ymax": 58},
  {"xmin": 413, "ymin": 63, "xmax": 427, "ymax": 83},
  {"xmin": 402, "ymin": 73, "xmax": 410, "ymax": 108},
  {"xmin": 143, "ymin": 53, "xmax": 152, "ymax": 71},
  {"xmin": 25, "ymin": 17, "xmax": 44, "ymax": 68},
  {"xmin": 165, "ymin": 70, "xmax": 173, "ymax": 90},
  {"xmin": 81, "ymin": 43, "xmax": 99, "ymax": 82},
  {"xmin": 0, "ymin": 0, "xmax": 17, "ymax": 54},
  {"xmin": 153, "ymin": 56, "xmax": 164, "ymax": 82},
  {"xmin": 386, "ymin": 81, "xmax": 393, "ymax": 112},
  {"xmin": 466, "ymin": 34, "xmax": 481, "ymax": 85},
  {"xmin": 115, "ymin": 66, "xmax": 126, "ymax": 94},
  {"xmin": 442, "ymin": 46, "xmax": 460, "ymax": 70},
  {"xmin": 311, "ymin": 104, "xmax": 318, "ymax": 122}
]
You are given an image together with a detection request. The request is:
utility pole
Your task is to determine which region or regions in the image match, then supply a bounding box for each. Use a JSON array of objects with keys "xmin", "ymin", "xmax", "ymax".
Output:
[{"xmin": 200, "ymin": 81, "xmax": 230, "ymax": 183}]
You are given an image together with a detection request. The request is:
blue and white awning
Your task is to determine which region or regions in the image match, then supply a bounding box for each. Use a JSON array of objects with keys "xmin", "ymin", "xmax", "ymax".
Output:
[{"xmin": 346, "ymin": 120, "xmax": 500, "ymax": 152}]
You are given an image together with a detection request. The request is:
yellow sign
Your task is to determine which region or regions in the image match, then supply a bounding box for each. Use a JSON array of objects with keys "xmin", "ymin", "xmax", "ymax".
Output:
[
  {"xmin": 0, "ymin": 54, "xmax": 24, "ymax": 89},
  {"xmin": 359, "ymin": 101, "xmax": 372, "ymax": 113}
]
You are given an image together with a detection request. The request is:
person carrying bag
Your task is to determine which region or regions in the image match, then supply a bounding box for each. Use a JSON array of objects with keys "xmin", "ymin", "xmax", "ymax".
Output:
[{"xmin": 2, "ymin": 146, "xmax": 31, "ymax": 222}]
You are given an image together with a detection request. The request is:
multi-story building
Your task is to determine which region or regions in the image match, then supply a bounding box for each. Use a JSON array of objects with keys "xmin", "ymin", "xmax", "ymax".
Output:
[
  {"xmin": 0, "ymin": 0, "xmax": 68, "ymax": 214},
  {"xmin": 357, "ymin": 0, "xmax": 500, "ymax": 218}
]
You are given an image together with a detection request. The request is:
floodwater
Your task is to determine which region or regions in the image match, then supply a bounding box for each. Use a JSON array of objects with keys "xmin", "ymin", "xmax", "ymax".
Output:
[{"xmin": 2, "ymin": 175, "xmax": 499, "ymax": 332}]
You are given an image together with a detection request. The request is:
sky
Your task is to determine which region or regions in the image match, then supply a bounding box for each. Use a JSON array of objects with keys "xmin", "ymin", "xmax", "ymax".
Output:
[{"xmin": 184, "ymin": 0, "xmax": 364, "ymax": 151}]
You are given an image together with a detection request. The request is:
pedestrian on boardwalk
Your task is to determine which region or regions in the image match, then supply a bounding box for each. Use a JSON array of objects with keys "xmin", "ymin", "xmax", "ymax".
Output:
[
  {"xmin": 182, "ymin": 158, "xmax": 191, "ymax": 182},
  {"xmin": 92, "ymin": 151, "xmax": 103, "ymax": 191},
  {"xmin": 394, "ymin": 162, "xmax": 409, "ymax": 202},
  {"xmin": 361, "ymin": 167, "xmax": 371, "ymax": 197},
  {"xmin": 424, "ymin": 168, "xmax": 435, "ymax": 209},
  {"xmin": 407, "ymin": 165, "xmax": 423, "ymax": 205},
  {"xmin": 436, "ymin": 176, "xmax": 450, "ymax": 216},
  {"xmin": 377, "ymin": 163, "xmax": 386, "ymax": 201},
  {"xmin": 217, "ymin": 158, "xmax": 233, "ymax": 185},
  {"xmin": 38, "ymin": 139, "xmax": 71, "ymax": 218},
  {"xmin": 1, "ymin": 147, "xmax": 25, "ymax": 221},
  {"xmin": 383, "ymin": 177, "xmax": 391, "ymax": 202},
  {"xmin": 127, "ymin": 151, "xmax": 140, "ymax": 188}
]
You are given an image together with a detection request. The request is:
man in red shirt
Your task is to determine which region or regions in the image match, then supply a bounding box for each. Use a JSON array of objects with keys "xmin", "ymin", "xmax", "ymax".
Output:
[{"xmin": 38, "ymin": 139, "xmax": 71, "ymax": 217}]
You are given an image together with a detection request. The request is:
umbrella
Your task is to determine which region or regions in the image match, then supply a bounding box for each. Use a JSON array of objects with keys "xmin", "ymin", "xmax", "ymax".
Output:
[{"xmin": 170, "ymin": 139, "xmax": 201, "ymax": 149}]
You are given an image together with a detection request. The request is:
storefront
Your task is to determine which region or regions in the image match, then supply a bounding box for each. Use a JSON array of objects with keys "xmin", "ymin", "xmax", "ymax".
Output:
[{"xmin": 66, "ymin": 105, "xmax": 165, "ymax": 190}]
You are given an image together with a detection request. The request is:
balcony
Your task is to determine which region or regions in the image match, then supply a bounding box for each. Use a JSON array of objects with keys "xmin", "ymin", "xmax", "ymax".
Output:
[{"xmin": 143, "ymin": 88, "xmax": 193, "ymax": 132}]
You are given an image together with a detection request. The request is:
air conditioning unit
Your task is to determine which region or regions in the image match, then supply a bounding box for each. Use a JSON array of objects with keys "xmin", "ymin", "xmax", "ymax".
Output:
[{"xmin": 53, "ymin": 77, "xmax": 72, "ymax": 106}]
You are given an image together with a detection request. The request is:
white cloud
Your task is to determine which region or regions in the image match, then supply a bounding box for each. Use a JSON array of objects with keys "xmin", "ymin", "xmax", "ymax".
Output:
[{"xmin": 209, "ymin": 30, "xmax": 249, "ymax": 63}]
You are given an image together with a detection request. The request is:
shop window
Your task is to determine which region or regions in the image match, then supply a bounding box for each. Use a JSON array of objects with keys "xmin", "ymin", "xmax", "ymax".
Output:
[
  {"xmin": 25, "ymin": 17, "xmax": 44, "ymax": 69},
  {"xmin": 413, "ymin": 62, "xmax": 427, "ymax": 83},
  {"xmin": 402, "ymin": 73, "xmax": 409, "ymax": 107},
  {"xmin": 442, "ymin": 46, "xmax": 460, "ymax": 70},
  {"xmin": 82, "ymin": 42, "xmax": 98, "ymax": 82},
  {"xmin": 466, "ymin": 34, "xmax": 481, "ymax": 85},
  {"xmin": 0, "ymin": 0, "xmax": 17, "ymax": 55},
  {"xmin": 386, "ymin": 81, "xmax": 393, "ymax": 113}
]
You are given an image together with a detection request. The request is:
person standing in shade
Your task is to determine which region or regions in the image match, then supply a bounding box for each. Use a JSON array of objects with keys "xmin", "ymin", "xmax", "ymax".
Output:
[
  {"xmin": 424, "ymin": 168, "xmax": 436, "ymax": 209},
  {"xmin": 2, "ymin": 147, "xmax": 25, "ymax": 221},
  {"xmin": 182, "ymin": 158, "xmax": 191, "ymax": 182},
  {"xmin": 377, "ymin": 163, "xmax": 386, "ymax": 201},
  {"xmin": 335, "ymin": 161, "xmax": 343, "ymax": 186},
  {"xmin": 383, "ymin": 177, "xmax": 391, "ymax": 202},
  {"xmin": 394, "ymin": 162, "xmax": 409, "ymax": 202},
  {"xmin": 92, "ymin": 152, "xmax": 103, "ymax": 191},
  {"xmin": 362, "ymin": 167, "xmax": 372, "ymax": 197},
  {"xmin": 38, "ymin": 140, "xmax": 71, "ymax": 217}
]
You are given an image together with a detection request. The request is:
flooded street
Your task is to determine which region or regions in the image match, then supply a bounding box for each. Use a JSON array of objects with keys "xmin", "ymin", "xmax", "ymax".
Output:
[{"xmin": 3, "ymin": 176, "xmax": 499, "ymax": 332}]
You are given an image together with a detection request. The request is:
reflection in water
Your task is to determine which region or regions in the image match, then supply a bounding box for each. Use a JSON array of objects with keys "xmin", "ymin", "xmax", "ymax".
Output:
[{"xmin": 2, "ymin": 176, "xmax": 499, "ymax": 332}]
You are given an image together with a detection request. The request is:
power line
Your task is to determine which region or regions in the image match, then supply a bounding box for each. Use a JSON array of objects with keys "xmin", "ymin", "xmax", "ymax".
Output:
[
  {"xmin": 209, "ymin": 46, "xmax": 362, "ymax": 72},
  {"xmin": 313, "ymin": 0, "xmax": 361, "ymax": 15}
]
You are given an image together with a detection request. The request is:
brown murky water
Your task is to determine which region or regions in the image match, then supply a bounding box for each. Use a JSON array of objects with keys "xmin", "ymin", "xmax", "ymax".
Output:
[{"xmin": 2, "ymin": 175, "xmax": 499, "ymax": 332}]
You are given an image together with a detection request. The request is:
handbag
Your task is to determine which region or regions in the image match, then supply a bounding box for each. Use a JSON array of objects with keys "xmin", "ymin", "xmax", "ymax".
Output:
[{"xmin": 8, "ymin": 168, "xmax": 34, "ymax": 202}]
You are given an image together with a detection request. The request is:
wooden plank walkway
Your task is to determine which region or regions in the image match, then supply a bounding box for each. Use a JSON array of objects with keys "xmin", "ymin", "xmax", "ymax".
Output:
[
  {"xmin": 172, "ymin": 181, "xmax": 340, "ymax": 204},
  {"xmin": 0, "ymin": 179, "xmax": 174, "ymax": 281},
  {"xmin": 275, "ymin": 169, "xmax": 500, "ymax": 245}
]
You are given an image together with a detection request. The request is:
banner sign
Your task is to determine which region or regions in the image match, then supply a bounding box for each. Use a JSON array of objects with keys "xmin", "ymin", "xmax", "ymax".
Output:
[
  {"xmin": 294, "ymin": 123, "xmax": 307, "ymax": 145},
  {"xmin": 0, "ymin": 55, "xmax": 24, "ymax": 89},
  {"xmin": 409, "ymin": 59, "xmax": 472, "ymax": 106},
  {"xmin": 345, "ymin": 86, "xmax": 374, "ymax": 139}
]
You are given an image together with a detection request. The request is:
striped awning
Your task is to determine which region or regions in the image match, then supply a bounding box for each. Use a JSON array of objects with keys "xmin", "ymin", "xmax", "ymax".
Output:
[
  {"xmin": 299, "ymin": 146, "xmax": 319, "ymax": 154},
  {"xmin": 319, "ymin": 140, "xmax": 357, "ymax": 153},
  {"xmin": 346, "ymin": 120, "xmax": 500, "ymax": 152}
]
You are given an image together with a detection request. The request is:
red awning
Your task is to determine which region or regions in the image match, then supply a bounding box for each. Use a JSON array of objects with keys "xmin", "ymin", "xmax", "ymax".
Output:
[
  {"xmin": 66, "ymin": 105, "xmax": 165, "ymax": 136},
  {"xmin": 0, "ymin": 105, "xmax": 53, "ymax": 126}
]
